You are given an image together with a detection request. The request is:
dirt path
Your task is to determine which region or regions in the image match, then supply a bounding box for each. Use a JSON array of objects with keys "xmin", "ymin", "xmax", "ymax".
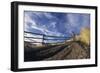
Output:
[{"xmin": 24, "ymin": 42, "xmax": 90, "ymax": 62}]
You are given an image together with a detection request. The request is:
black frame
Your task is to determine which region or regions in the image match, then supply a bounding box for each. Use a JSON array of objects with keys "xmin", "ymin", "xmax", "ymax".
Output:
[{"xmin": 11, "ymin": 1, "xmax": 98, "ymax": 72}]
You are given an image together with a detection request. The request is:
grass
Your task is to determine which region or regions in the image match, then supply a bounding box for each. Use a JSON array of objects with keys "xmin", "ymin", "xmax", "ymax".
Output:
[{"xmin": 79, "ymin": 27, "xmax": 90, "ymax": 46}]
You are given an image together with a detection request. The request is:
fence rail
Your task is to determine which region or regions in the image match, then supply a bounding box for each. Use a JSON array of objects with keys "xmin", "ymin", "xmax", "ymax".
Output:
[{"xmin": 24, "ymin": 31, "xmax": 71, "ymax": 44}]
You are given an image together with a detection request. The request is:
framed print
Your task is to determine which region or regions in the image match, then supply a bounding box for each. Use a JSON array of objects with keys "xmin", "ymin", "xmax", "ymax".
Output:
[{"xmin": 11, "ymin": 1, "xmax": 97, "ymax": 71}]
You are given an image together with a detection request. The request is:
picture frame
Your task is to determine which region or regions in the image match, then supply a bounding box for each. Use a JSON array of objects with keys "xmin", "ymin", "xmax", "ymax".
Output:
[{"xmin": 11, "ymin": 1, "xmax": 98, "ymax": 72}]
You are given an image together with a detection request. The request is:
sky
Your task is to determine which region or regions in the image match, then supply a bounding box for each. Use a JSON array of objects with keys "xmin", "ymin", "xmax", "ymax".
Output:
[{"xmin": 24, "ymin": 11, "xmax": 90, "ymax": 43}]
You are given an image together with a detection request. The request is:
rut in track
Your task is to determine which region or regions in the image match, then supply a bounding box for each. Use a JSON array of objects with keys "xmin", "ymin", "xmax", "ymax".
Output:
[
  {"xmin": 24, "ymin": 42, "xmax": 71, "ymax": 61},
  {"xmin": 24, "ymin": 42, "xmax": 90, "ymax": 61}
]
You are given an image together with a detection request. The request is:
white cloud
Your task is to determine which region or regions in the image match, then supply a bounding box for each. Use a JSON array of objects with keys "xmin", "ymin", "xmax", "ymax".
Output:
[
  {"xmin": 24, "ymin": 33, "xmax": 42, "ymax": 38},
  {"xmin": 25, "ymin": 13, "xmax": 61, "ymax": 36},
  {"xmin": 24, "ymin": 12, "xmax": 65, "ymax": 43},
  {"xmin": 67, "ymin": 14, "xmax": 80, "ymax": 27},
  {"xmin": 25, "ymin": 38, "xmax": 42, "ymax": 43},
  {"xmin": 24, "ymin": 32, "xmax": 43, "ymax": 43},
  {"xmin": 25, "ymin": 13, "xmax": 37, "ymax": 31},
  {"xmin": 43, "ymin": 13, "xmax": 54, "ymax": 19},
  {"xmin": 81, "ymin": 15, "xmax": 90, "ymax": 27},
  {"xmin": 50, "ymin": 22, "xmax": 56, "ymax": 28}
]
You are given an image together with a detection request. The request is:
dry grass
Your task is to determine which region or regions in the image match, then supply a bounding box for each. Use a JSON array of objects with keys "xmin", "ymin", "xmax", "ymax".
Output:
[{"xmin": 79, "ymin": 27, "xmax": 90, "ymax": 45}]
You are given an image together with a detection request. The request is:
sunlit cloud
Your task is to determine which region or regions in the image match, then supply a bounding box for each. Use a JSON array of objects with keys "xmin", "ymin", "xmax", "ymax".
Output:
[{"xmin": 24, "ymin": 11, "xmax": 90, "ymax": 43}]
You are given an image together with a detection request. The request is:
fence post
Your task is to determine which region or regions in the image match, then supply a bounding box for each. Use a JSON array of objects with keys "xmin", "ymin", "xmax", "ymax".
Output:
[{"xmin": 42, "ymin": 34, "xmax": 44, "ymax": 45}]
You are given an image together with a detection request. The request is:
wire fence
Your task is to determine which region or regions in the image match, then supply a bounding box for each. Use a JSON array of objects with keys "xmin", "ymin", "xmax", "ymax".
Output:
[{"xmin": 24, "ymin": 31, "xmax": 71, "ymax": 45}]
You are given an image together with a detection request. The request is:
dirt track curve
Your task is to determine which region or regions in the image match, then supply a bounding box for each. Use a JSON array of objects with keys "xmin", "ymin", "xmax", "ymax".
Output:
[{"xmin": 24, "ymin": 41, "xmax": 90, "ymax": 62}]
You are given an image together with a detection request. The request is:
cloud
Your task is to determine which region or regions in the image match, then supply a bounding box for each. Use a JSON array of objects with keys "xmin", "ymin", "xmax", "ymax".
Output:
[
  {"xmin": 24, "ymin": 11, "xmax": 64, "ymax": 43},
  {"xmin": 49, "ymin": 22, "xmax": 56, "ymax": 28},
  {"xmin": 65, "ymin": 13, "xmax": 90, "ymax": 34},
  {"xmin": 43, "ymin": 13, "xmax": 54, "ymax": 19},
  {"xmin": 24, "ymin": 11, "xmax": 63, "ymax": 36},
  {"xmin": 24, "ymin": 11, "xmax": 90, "ymax": 43},
  {"xmin": 67, "ymin": 14, "xmax": 80, "ymax": 27},
  {"xmin": 24, "ymin": 33, "xmax": 43, "ymax": 43},
  {"xmin": 24, "ymin": 12, "xmax": 37, "ymax": 31}
]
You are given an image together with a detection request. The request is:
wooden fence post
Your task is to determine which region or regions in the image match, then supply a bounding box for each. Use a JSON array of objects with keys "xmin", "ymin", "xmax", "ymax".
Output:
[{"xmin": 42, "ymin": 34, "xmax": 44, "ymax": 45}]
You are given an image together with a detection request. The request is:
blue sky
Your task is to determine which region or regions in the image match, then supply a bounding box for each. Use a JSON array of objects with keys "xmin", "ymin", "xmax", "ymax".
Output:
[{"xmin": 24, "ymin": 11, "xmax": 90, "ymax": 43}]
